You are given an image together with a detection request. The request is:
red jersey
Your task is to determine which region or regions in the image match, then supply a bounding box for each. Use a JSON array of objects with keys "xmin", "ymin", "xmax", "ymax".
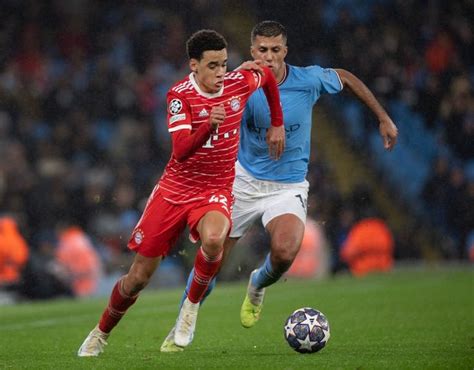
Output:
[{"xmin": 158, "ymin": 69, "xmax": 269, "ymax": 204}]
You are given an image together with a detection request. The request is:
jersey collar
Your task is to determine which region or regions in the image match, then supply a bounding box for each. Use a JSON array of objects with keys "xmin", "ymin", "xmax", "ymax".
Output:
[
  {"xmin": 189, "ymin": 73, "xmax": 224, "ymax": 98},
  {"xmin": 277, "ymin": 64, "xmax": 289, "ymax": 86}
]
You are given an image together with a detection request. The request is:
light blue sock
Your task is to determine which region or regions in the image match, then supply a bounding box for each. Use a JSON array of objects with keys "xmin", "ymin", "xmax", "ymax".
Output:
[
  {"xmin": 179, "ymin": 268, "xmax": 216, "ymax": 308},
  {"xmin": 251, "ymin": 253, "xmax": 281, "ymax": 289}
]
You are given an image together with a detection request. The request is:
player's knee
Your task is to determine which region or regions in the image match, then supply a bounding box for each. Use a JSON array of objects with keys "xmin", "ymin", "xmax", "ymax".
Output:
[{"xmin": 203, "ymin": 234, "xmax": 225, "ymax": 255}]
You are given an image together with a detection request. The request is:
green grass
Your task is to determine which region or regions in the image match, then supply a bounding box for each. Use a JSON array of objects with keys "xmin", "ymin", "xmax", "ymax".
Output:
[{"xmin": 0, "ymin": 266, "xmax": 472, "ymax": 369}]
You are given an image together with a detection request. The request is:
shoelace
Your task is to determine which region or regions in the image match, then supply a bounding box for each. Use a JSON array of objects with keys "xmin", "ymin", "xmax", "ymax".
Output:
[
  {"xmin": 182, "ymin": 311, "xmax": 196, "ymax": 328},
  {"xmin": 85, "ymin": 333, "xmax": 108, "ymax": 352}
]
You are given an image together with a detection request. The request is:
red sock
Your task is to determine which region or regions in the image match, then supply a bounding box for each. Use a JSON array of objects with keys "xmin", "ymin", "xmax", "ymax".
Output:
[
  {"xmin": 187, "ymin": 247, "xmax": 223, "ymax": 303},
  {"xmin": 98, "ymin": 277, "xmax": 138, "ymax": 333}
]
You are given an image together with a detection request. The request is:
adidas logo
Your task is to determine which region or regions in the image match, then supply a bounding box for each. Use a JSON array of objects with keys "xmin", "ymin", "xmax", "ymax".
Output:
[{"xmin": 199, "ymin": 108, "xmax": 209, "ymax": 117}]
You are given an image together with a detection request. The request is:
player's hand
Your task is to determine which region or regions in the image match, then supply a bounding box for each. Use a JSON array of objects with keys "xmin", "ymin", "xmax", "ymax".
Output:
[
  {"xmin": 266, "ymin": 125, "xmax": 285, "ymax": 160},
  {"xmin": 379, "ymin": 116, "xmax": 398, "ymax": 151},
  {"xmin": 209, "ymin": 104, "xmax": 226, "ymax": 131},
  {"xmin": 235, "ymin": 60, "xmax": 264, "ymax": 75}
]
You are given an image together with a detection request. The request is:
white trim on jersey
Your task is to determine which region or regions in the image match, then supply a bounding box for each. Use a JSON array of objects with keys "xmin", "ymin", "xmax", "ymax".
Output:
[
  {"xmin": 168, "ymin": 124, "xmax": 192, "ymax": 132},
  {"xmin": 173, "ymin": 80, "xmax": 193, "ymax": 94},
  {"xmin": 189, "ymin": 73, "xmax": 224, "ymax": 98},
  {"xmin": 254, "ymin": 71, "xmax": 262, "ymax": 89},
  {"xmin": 331, "ymin": 68, "xmax": 344, "ymax": 91}
]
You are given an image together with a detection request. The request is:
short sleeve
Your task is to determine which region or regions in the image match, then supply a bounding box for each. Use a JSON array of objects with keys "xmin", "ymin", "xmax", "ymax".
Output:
[{"xmin": 306, "ymin": 65, "xmax": 343, "ymax": 96}]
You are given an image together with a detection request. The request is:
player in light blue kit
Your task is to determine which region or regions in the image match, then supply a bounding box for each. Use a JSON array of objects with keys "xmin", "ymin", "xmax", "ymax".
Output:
[{"xmin": 161, "ymin": 21, "xmax": 398, "ymax": 352}]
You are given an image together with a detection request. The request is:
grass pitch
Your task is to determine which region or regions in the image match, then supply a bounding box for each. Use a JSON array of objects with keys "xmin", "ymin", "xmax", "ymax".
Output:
[{"xmin": 0, "ymin": 265, "xmax": 472, "ymax": 369}]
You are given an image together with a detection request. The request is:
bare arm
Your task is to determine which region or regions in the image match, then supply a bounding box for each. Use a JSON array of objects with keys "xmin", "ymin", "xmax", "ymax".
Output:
[{"xmin": 335, "ymin": 68, "xmax": 398, "ymax": 151}]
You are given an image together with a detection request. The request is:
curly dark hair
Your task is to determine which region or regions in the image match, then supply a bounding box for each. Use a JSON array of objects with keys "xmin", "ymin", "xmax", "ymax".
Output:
[{"xmin": 186, "ymin": 29, "xmax": 227, "ymax": 60}]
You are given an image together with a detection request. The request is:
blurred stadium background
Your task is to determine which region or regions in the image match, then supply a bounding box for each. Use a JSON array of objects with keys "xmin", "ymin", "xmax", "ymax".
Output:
[{"xmin": 0, "ymin": 0, "xmax": 472, "ymax": 302}]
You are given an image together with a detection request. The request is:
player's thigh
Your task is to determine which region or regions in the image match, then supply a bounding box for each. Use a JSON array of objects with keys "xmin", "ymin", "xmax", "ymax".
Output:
[
  {"xmin": 197, "ymin": 210, "xmax": 231, "ymax": 245},
  {"xmin": 128, "ymin": 191, "xmax": 187, "ymax": 258},
  {"xmin": 188, "ymin": 190, "xmax": 233, "ymax": 246},
  {"xmin": 262, "ymin": 188, "xmax": 307, "ymax": 254},
  {"xmin": 266, "ymin": 214, "xmax": 305, "ymax": 257}
]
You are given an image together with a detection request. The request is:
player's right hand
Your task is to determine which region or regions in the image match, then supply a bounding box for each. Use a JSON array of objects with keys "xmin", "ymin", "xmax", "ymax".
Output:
[
  {"xmin": 266, "ymin": 125, "xmax": 285, "ymax": 160},
  {"xmin": 379, "ymin": 116, "xmax": 398, "ymax": 151},
  {"xmin": 209, "ymin": 104, "xmax": 226, "ymax": 131}
]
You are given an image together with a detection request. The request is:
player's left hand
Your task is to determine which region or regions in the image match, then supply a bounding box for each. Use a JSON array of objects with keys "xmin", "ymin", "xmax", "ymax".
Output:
[
  {"xmin": 235, "ymin": 60, "xmax": 264, "ymax": 75},
  {"xmin": 379, "ymin": 116, "xmax": 398, "ymax": 151},
  {"xmin": 266, "ymin": 125, "xmax": 285, "ymax": 160}
]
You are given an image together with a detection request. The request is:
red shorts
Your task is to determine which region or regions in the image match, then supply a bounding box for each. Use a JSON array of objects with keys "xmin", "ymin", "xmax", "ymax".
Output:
[{"xmin": 128, "ymin": 187, "xmax": 233, "ymax": 258}]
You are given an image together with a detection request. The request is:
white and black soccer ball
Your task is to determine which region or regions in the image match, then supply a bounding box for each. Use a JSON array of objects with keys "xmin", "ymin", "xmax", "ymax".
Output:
[{"xmin": 284, "ymin": 307, "xmax": 330, "ymax": 354}]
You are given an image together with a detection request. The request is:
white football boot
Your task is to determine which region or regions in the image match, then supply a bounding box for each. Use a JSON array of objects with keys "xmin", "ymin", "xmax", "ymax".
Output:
[
  {"xmin": 77, "ymin": 325, "xmax": 109, "ymax": 357},
  {"xmin": 174, "ymin": 297, "xmax": 199, "ymax": 347}
]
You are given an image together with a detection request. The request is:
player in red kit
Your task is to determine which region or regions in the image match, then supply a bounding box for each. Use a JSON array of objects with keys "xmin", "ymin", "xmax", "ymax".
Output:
[{"xmin": 77, "ymin": 29, "xmax": 284, "ymax": 356}]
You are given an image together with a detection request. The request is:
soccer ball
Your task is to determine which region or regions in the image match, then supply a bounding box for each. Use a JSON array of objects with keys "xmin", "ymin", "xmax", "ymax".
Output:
[{"xmin": 284, "ymin": 307, "xmax": 330, "ymax": 353}]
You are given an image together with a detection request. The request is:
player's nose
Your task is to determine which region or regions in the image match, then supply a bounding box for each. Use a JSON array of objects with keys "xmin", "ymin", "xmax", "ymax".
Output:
[{"xmin": 216, "ymin": 66, "xmax": 226, "ymax": 77}]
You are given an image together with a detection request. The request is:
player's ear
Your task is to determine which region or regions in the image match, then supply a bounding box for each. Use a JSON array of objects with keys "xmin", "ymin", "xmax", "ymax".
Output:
[
  {"xmin": 282, "ymin": 46, "xmax": 288, "ymax": 58},
  {"xmin": 250, "ymin": 46, "xmax": 256, "ymax": 59},
  {"xmin": 189, "ymin": 59, "xmax": 198, "ymax": 73}
]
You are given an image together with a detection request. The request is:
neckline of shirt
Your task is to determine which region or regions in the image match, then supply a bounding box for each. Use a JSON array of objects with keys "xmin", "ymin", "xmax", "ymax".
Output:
[
  {"xmin": 277, "ymin": 64, "xmax": 289, "ymax": 86},
  {"xmin": 189, "ymin": 73, "xmax": 224, "ymax": 98}
]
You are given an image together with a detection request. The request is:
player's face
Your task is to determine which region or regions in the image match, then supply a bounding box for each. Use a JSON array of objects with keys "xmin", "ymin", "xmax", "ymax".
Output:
[
  {"xmin": 251, "ymin": 35, "xmax": 288, "ymax": 83},
  {"xmin": 190, "ymin": 49, "xmax": 228, "ymax": 94}
]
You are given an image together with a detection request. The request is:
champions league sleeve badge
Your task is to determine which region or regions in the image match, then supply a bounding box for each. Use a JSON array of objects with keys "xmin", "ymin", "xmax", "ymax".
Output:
[{"xmin": 169, "ymin": 99, "xmax": 183, "ymax": 114}]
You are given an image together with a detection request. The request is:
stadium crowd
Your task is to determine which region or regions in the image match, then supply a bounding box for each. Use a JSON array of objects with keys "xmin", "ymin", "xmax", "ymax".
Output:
[{"xmin": 0, "ymin": 0, "xmax": 472, "ymax": 298}]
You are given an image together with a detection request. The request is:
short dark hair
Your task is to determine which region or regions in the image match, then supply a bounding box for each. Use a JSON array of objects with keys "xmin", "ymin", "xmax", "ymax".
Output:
[
  {"xmin": 251, "ymin": 21, "xmax": 287, "ymax": 44},
  {"xmin": 186, "ymin": 29, "xmax": 227, "ymax": 60}
]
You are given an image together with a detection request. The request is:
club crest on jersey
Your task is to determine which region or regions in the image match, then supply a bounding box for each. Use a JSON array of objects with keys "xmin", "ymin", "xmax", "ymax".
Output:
[
  {"xmin": 169, "ymin": 99, "xmax": 183, "ymax": 114},
  {"xmin": 229, "ymin": 97, "xmax": 241, "ymax": 112},
  {"xmin": 133, "ymin": 229, "xmax": 144, "ymax": 244}
]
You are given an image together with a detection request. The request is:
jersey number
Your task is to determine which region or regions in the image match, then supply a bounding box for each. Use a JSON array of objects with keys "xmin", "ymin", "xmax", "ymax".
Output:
[
  {"xmin": 208, "ymin": 194, "xmax": 229, "ymax": 212},
  {"xmin": 295, "ymin": 194, "xmax": 307, "ymax": 211},
  {"xmin": 203, "ymin": 127, "xmax": 219, "ymax": 148}
]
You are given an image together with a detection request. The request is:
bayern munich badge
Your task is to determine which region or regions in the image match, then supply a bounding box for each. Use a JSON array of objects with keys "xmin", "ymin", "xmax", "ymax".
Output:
[
  {"xmin": 230, "ymin": 98, "xmax": 241, "ymax": 112},
  {"xmin": 133, "ymin": 229, "xmax": 144, "ymax": 244}
]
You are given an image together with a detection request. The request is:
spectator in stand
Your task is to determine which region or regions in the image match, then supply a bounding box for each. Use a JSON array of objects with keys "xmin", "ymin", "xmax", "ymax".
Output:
[
  {"xmin": 56, "ymin": 225, "xmax": 102, "ymax": 297},
  {"xmin": 340, "ymin": 217, "xmax": 394, "ymax": 277},
  {"xmin": 0, "ymin": 217, "xmax": 29, "ymax": 289}
]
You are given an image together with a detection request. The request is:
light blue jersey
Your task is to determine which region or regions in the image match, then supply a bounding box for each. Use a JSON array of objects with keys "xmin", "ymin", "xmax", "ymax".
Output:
[{"xmin": 239, "ymin": 64, "xmax": 343, "ymax": 183}]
